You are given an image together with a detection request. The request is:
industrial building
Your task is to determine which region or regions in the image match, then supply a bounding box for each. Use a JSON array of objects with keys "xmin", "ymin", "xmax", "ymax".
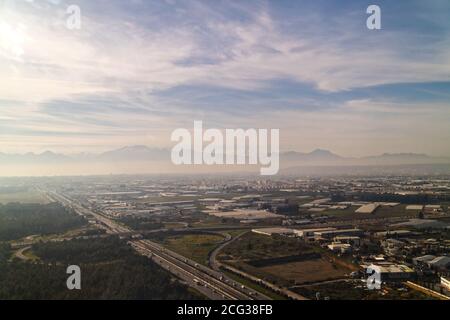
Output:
[
  {"xmin": 381, "ymin": 238, "xmax": 405, "ymax": 256},
  {"xmin": 314, "ymin": 228, "xmax": 363, "ymax": 240},
  {"xmin": 406, "ymin": 205, "xmax": 424, "ymax": 210},
  {"xmin": 355, "ymin": 203, "xmax": 379, "ymax": 214},
  {"xmin": 428, "ymin": 256, "xmax": 450, "ymax": 271},
  {"xmin": 424, "ymin": 205, "xmax": 442, "ymax": 213},
  {"xmin": 334, "ymin": 236, "xmax": 361, "ymax": 246},
  {"xmin": 365, "ymin": 264, "xmax": 415, "ymax": 282},
  {"xmin": 413, "ymin": 255, "xmax": 450, "ymax": 271},
  {"xmin": 413, "ymin": 255, "xmax": 437, "ymax": 266},
  {"xmin": 327, "ymin": 242, "xmax": 352, "ymax": 254},
  {"xmin": 293, "ymin": 227, "xmax": 336, "ymax": 240},
  {"xmin": 374, "ymin": 230, "xmax": 412, "ymax": 238},
  {"xmin": 252, "ymin": 227, "xmax": 295, "ymax": 237}
]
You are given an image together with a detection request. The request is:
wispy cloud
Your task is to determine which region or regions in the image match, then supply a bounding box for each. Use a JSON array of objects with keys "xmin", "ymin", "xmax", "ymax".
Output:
[{"xmin": 0, "ymin": 0, "xmax": 449, "ymax": 155}]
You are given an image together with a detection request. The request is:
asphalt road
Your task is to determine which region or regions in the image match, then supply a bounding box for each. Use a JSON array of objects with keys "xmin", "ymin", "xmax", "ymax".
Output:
[{"xmin": 49, "ymin": 190, "xmax": 270, "ymax": 300}]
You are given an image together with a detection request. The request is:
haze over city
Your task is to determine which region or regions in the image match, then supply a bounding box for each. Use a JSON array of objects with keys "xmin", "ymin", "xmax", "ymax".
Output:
[{"xmin": 1, "ymin": 0, "xmax": 450, "ymax": 308}]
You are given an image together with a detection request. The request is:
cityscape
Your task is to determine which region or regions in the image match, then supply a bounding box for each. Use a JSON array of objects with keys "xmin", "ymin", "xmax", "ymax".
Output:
[
  {"xmin": 0, "ymin": 0, "xmax": 449, "ymax": 308},
  {"xmin": 1, "ymin": 173, "xmax": 449, "ymax": 300}
]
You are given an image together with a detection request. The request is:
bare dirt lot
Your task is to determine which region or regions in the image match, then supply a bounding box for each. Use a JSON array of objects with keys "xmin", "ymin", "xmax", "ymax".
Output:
[{"xmin": 258, "ymin": 257, "xmax": 350, "ymax": 284}]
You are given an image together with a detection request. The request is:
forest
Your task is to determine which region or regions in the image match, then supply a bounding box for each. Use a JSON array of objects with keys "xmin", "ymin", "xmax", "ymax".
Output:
[
  {"xmin": 0, "ymin": 203, "xmax": 86, "ymax": 241},
  {"xmin": 0, "ymin": 236, "xmax": 200, "ymax": 300}
]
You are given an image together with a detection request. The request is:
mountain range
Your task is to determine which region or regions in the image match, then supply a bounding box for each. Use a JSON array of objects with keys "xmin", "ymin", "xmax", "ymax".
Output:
[{"xmin": 1, "ymin": 146, "xmax": 449, "ymax": 167}]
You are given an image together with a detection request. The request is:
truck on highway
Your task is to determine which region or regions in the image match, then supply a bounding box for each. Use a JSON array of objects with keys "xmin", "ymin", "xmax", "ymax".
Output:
[{"xmin": 193, "ymin": 278, "xmax": 201, "ymax": 286}]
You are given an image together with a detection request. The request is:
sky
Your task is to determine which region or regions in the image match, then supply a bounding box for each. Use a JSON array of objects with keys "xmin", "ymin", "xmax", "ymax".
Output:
[{"xmin": 0, "ymin": 0, "xmax": 449, "ymax": 157}]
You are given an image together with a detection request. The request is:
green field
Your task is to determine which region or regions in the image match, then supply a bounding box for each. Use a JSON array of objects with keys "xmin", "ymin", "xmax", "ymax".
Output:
[
  {"xmin": 161, "ymin": 233, "xmax": 225, "ymax": 265},
  {"xmin": 224, "ymin": 229, "xmax": 248, "ymax": 238},
  {"xmin": 0, "ymin": 189, "xmax": 48, "ymax": 204},
  {"xmin": 219, "ymin": 233, "xmax": 355, "ymax": 287},
  {"xmin": 220, "ymin": 232, "xmax": 319, "ymax": 261}
]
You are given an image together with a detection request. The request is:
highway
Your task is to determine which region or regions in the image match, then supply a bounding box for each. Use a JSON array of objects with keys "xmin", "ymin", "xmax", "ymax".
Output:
[
  {"xmin": 48, "ymin": 191, "xmax": 270, "ymax": 300},
  {"xmin": 13, "ymin": 246, "xmax": 33, "ymax": 261}
]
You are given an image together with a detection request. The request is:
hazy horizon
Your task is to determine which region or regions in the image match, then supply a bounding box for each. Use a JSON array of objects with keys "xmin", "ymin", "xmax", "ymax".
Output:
[
  {"xmin": 0, "ymin": 144, "xmax": 449, "ymax": 177},
  {"xmin": 1, "ymin": 1, "xmax": 450, "ymax": 306},
  {"xmin": 0, "ymin": 144, "xmax": 448, "ymax": 157},
  {"xmin": 1, "ymin": 0, "xmax": 450, "ymax": 162},
  {"xmin": 1, "ymin": 1, "xmax": 450, "ymax": 176}
]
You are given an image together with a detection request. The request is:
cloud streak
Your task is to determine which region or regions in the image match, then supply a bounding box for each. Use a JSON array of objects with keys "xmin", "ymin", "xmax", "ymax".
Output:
[{"xmin": 0, "ymin": 0, "xmax": 449, "ymax": 156}]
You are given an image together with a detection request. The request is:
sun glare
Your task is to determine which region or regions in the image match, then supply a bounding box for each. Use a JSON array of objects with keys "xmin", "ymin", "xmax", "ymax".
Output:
[{"xmin": 0, "ymin": 21, "xmax": 26, "ymax": 58}]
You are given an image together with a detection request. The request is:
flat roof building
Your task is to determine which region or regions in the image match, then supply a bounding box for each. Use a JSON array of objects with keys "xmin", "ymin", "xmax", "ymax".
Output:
[
  {"xmin": 327, "ymin": 242, "xmax": 352, "ymax": 254},
  {"xmin": 355, "ymin": 203, "xmax": 379, "ymax": 214},
  {"xmin": 314, "ymin": 228, "xmax": 363, "ymax": 239},
  {"xmin": 391, "ymin": 219, "xmax": 447, "ymax": 229},
  {"xmin": 413, "ymin": 255, "xmax": 437, "ymax": 265},
  {"xmin": 374, "ymin": 230, "xmax": 412, "ymax": 238},
  {"xmin": 252, "ymin": 227, "xmax": 295, "ymax": 237},
  {"xmin": 428, "ymin": 256, "xmax": 450, "ymax": 270},
  {"xmin": 294, "ymin": 227, "xmax": 336, "ymax": 239},
  {"xmin": 366, "ymin": 264, "xmax": 415, "ymax": 282},
  {"xmin": 334, "ymin": 236, "xmax": 361, "ymax": 246},
  {"xmin": 406, "ymin": 205, "xmax": 424, "ymax": 210}
]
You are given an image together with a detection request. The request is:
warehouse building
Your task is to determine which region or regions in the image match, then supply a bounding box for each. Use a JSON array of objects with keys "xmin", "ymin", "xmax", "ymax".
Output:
[
  {"xmin": 252, "ymin": 227, "xmax": 295, "ymax": 237},
  {"xmin": 428, "ymin": 256, "xmax": 450, "ymax": 271},
  {"xmin": 413, "ymin": 255, "xmax": 450, "ymax": 271},
  {"xmin": 327, "ymin": 242, "xmax": 352, "ymax": 254},
  {"xmin": 406, "ymin": 205, "xmax": 424, "ymax": 210},
  {"xmin": 366, "ymin": 264, "xmax": 415, "ymax": 282},
  {"xmin": 374, "ymin": 230, "xmax": 412, "ymax": 238},
  {"xmin": 293, "ymin": 227, "xmax": 336, "ymax": 240},
  {"xmin": 334, "ymin": 236, "xmax": 361, "ymax": 246},
  {"xmin": 355, "ymin": 203, "xmax": 379, "ymax": 214},
  {"xmin": 314, "ymin": 228, "xmax": 363, "ymax": 240}
]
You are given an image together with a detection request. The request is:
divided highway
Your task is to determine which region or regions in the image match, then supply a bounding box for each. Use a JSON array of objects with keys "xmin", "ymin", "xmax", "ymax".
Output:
[{"xmin": 48, "ymin": 191, "xmax": 270, "ymax": 300}]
